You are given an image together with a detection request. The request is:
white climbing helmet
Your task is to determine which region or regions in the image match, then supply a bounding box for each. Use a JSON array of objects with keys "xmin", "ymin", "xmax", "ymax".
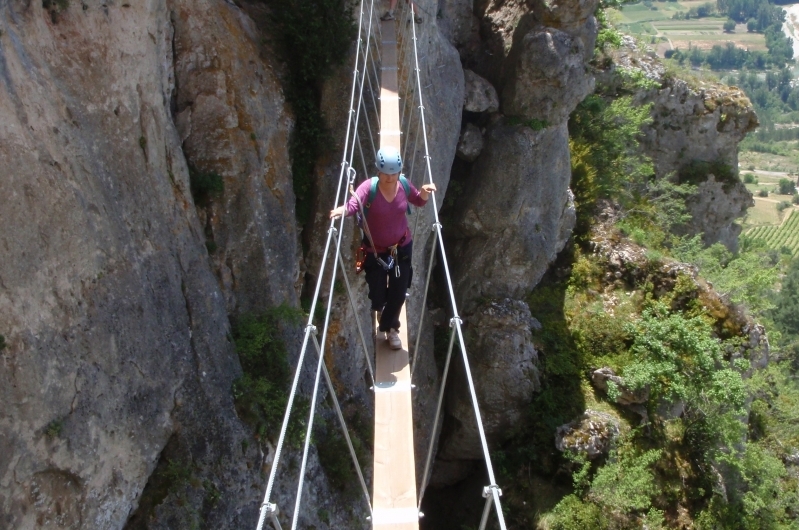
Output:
[{"xmin": 376, "ymin": 146, "xmax": 402, "ymax": 175}]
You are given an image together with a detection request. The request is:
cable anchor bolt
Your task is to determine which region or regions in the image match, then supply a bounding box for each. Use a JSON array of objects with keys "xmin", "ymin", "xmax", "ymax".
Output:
[
  {"xmin": 449, "ymin": 317, "xmax": 463, "ymax": 328},
  {"xmin": 482, "ymin": 485, "xmax": 502, "ymax": 498},
  {"xmin": 262, "ymin": 502, "xmax": 280, "ymax": 514},
  {"xmin": 432, "ymin": 222, "xmax": 442, "ymax": 232},
  {"xmin": 305, "ymin": 324, "xmax": 318, "ymax": 335},
  {"xmin": 329, "ymin": 226, "xmax": 339, "ymax": 236}
]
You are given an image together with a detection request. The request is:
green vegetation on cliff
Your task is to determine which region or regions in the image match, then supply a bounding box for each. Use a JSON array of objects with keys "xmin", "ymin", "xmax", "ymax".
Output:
[
  {"xmin": 262, "ymin": 0, "xmax": 355, "ymax": 225},
  {"xmin": 491, "ymin": 55, "xmax": 799, "ymax": 528},
  {"xmin": 232, "ymin": 306, "xmax": 307, "ymax": 444}
]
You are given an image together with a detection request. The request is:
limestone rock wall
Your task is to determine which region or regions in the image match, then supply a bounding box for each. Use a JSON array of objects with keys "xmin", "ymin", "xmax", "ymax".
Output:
[
  {"xmin": 641, "ymin": 79, "xmax": 757, "ymax": 249},
  {"xmin": 430, "ymin": 0, "xmax": 595, "ymax": 485},
  {"xmin": 171, "ymin": 0, "xmax": 301, "ymax": 315},
  {"xmin": 610, "ymin": 40, "xmax": 758, "ymax": 250},
  {"xmin": 0, "ymin": 1, "xmax": 349, "ymax": 528}
]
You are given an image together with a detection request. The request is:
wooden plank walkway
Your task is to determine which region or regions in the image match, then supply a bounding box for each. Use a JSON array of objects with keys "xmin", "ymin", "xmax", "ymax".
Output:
[{"xmin": 371, "ymin": 19, "xmax": 419, "ymax": 530}]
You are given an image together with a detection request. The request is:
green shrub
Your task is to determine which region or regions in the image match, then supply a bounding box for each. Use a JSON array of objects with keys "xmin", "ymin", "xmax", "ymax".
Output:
[
  {"xmin": 588, "ymin": 448, "xmax": 662, "ymax": 512},
  {"xmin": 541, "ymin": 494, "xmax": 605, "ymax": 530},
  {"xmin": 777, "ymin": 200, "xmax": 791, "ymax": 212},
  {"xmin": 772, "ymin": 258, "xmax": 799, "ymax": 336},
  {"xmin": 232, "ymin": 306, "xmax": 306, "ymax": 444},
  {"xmin": 677, "ymin": 159, "xmax": 737, "ymax": 189},
  {"xmin": 700, "ymin": 443, "xmax": 791, "ymax": 529},
  {"xmin": 758, "ymin": 188, "xmax": 769, "ymax": 197},
  {"xmin": 621, "ymin": 302, "xmax": 746, "ymax": 410},
  {"xmin": 264, "ymin": 0, "xmax": 355, "ymax": 225},
  {"xmin": 188, "ymin": 166, "xmax": 224, "ymax": 206},
  {"xmin": 568, "ymin": 95, "xmax": 654, "ymax": 236},
  {"xmin": 595, "ymin": 9, "xmax": 623, "ymax": 51},
  {"xmin": 507, "ymin": 116, "xmax": 549, "ymax": 130},
  {"xmin": 743, "ymin": 173, "xmax": 756, "ymax": 183},
  {"xmin": 793, "ymin": 194, "xmax": 799, "ymax": 205},
  {"xmin": 44, "ymin": 419, "xmax": 64, "ymax": 439}
]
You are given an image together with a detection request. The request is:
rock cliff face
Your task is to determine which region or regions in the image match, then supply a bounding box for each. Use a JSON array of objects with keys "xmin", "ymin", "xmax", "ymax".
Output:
[
  {"xmin": 431, "ymin": 0, "xmax": 596, "ymax": 477},
  {"xmin": 610, "ymin": 39, "xmax": 758, "ymax": 250},
  {"xmin": 643, "ymin": 79, "xmax": 757, "ymax": 249},
  {"xmin": 0, "ymin": 1, "xmax": 333, "ymax": 528}
]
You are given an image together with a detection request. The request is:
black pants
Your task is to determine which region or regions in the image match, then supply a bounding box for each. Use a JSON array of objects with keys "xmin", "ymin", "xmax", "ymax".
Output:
[{"xmin": 365, "ymin": 241, "xmax": 413, "ymax": 332}]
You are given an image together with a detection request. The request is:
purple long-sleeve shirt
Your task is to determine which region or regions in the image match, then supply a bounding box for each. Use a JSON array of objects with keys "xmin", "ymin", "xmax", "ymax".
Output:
[{"xmin": 345, "ymin": 177, "xmax": 428, "ymax": 249}]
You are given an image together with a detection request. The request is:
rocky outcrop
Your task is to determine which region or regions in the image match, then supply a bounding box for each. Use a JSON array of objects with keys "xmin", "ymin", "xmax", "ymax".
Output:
[
  {"xmin": 606, "ymin": 39, "xmax": 758, "ymax": 251},
  {"xmin": 172, "ymin": 0, "xmax": 300, "ymax": 314},
  {"xmin": 464, "ymin": 69, "xmax": 499, "ymax": 113},
  {"xmin": 0, "ymin": 1, "xmax": 253, "ymax": 527},
  {"xmin": 435, "ymin": 299, "xmax": 540, "ymax": 483},
  {"xmin": 641, "ymin": 79, "xmax": 758, "ymax": 181},
  {"xmin": 449, "ymin": 121, "xmax": 576, "ymax": 305},
  {"xmin": 555, "ymin": 410, "xmax": 620, "ymax": 459},
  {"xmin": 428, "ymin": 0, "xmax": 597, "ymax": 484},
  {"xmin": 502, "ymin": 27, "xmax": 595, "ymax": 124},
  {"xmin": 456, "ymin": 123, "xmax": 484, "ymax": 161},
  {"xmin": 434, "ymin": 299, "xmax": 541, "ymax": 486},
  {"xmin": 591, "ymin": 367, "xmax": 650, "ymax": 423},
  {"xmin": 591, "ymin": 368, "xmax": 649, "ymax": 406},
  {"xmin": 641, "ymin": 78, "xmax": 757, "ymax": 250},
  {"xmin": 684, "ymin": 175, "xmax": 754, "ymax": 250}
]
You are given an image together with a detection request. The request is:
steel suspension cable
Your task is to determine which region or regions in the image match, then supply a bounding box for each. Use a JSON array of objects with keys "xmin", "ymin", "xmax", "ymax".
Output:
[
  {"xmin": 405, "ymin": 11, "xmax": 508, "ymax": 529},
  {"xmin": 254, "ymin": 1, "xmax": 376, "ymax": 528},
  {"xmin": 313, "ymin": 334, "xmax": 373, "ymax": 515},
  {"xmin": 335, "ymin": 245, "xmax": 374, "ymax": 385},
  {"xmin": 417, "ymin": 317, "xmax": 457, "ymax": 507}
]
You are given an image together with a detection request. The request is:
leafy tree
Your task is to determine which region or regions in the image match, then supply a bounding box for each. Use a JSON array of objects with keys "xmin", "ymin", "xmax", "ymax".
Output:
[
  {"xmin": 588, "ymin": 448, "xmax": 662, "ymax": 512},
  {"xmin": 772, "ymin": 258, "xmax": 799, "ymax": 337},
  {"xmin": 724, "ymin": 18, "xmax": 737, "ymax": 32},
  {"xmin": 569, "ymin": 95, "xmax": 653, "ymax": 235},
  {"xmin": 621, "ymin": 302, "xmax": 747, "ymax": 411},
  {"xmin": 778, "ymin": 178, "xmax": 797, "ymax": 195}
]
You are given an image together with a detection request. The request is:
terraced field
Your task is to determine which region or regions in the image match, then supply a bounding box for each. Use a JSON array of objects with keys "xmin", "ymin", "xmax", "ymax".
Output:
[
  {"xmin": 746, "ymin": 209, "xmax": 799, "ymax": 257},
  {"xmin": 609, "ymin": 0, "xmax": 768, "ymax": 54}
]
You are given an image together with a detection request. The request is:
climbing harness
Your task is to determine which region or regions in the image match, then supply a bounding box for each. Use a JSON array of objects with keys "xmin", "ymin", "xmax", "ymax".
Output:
[
  {"xmin": 348, "ymin": 183, "xmax": 395, "ymax": 272},
  {"xmin": 355, "ymin": 246, "xmax": 367, "ymax": 273}
]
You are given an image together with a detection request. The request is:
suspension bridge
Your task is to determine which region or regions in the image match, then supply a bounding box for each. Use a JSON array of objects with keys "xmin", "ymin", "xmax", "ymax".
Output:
[{"xmin": 255, "ymin": 2, "xmax": 507, "ymax": 529}]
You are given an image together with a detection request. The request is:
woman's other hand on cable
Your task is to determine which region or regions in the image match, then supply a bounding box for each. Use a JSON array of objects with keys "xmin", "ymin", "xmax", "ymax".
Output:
[
  {"xmin": 330, "ymin": 206, "xmax": 345, "ymax": 219},
  {"xmin": 420, "ymin": 183, "xmax": 436, "ymax": 200}
]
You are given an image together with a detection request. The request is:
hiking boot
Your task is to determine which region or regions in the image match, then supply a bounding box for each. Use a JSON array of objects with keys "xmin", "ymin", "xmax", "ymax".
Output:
[
  {"xmin": 387, "ymin": 328, "xmax": 402, "ymax": 350},
  {"xmin": 381, "ymin": 11, "xmax": 395, "ymax": 21}
]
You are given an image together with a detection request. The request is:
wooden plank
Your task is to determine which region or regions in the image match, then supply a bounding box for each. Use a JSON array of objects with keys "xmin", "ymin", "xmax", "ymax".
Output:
[
  {"xmin": 373, "ymin": 306, "xmax": 418, "ymax": 530},
  {"xmin": 379, "ymin": 21, "xmax": 402, "ymax": 152},
  {"xmin": 372, "ymin": 19, "xmax": 418, "ymax": 530}
]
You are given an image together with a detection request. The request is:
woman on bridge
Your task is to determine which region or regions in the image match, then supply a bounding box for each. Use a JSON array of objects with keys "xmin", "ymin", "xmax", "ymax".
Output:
[{"xmin": 330, "ymin": 147, "xmax": 436, "ymax": 349}]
